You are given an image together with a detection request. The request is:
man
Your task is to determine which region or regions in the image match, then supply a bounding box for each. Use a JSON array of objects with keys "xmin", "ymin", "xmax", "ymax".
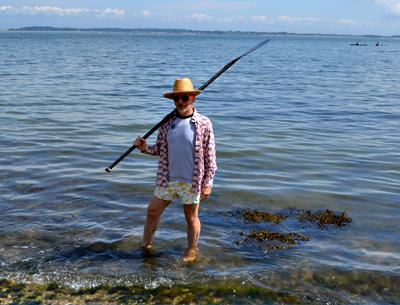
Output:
[{"xmin": 134, "ymin": 78, "xmax": 217, "ymax": 262}]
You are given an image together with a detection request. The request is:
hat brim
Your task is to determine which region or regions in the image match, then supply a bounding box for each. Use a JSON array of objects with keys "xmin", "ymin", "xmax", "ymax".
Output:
[{"xmin": 164, "ymin": 90, "xmax": 202, "ymax": 99}]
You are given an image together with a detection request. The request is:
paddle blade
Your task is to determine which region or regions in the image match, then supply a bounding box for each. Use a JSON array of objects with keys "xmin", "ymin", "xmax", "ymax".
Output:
[{"xmin": 198, "ymin": 38, "xmax": 270, "ymax": 91}]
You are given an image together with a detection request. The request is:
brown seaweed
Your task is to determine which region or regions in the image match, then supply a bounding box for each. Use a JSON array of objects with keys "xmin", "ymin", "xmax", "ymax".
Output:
[
  {"xmin": 221, "ymin": 208, "xmax": 288, "ymax": 224},
  {"xmin": 296, "ymin": 209, "xmax": 352, "ymax": 228},
  {"xmin": 238, "ymin": 230, "xmax": 310, "ymax": 251},
  {"xmin": 217, "ymin": 207, "xmax": 352, "ymax": 251}
]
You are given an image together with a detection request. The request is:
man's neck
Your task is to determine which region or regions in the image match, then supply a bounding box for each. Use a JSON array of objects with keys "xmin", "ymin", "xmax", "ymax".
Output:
[{"xmin": 176, "ymin": 107, "xmax": 194, "ymax": 118}]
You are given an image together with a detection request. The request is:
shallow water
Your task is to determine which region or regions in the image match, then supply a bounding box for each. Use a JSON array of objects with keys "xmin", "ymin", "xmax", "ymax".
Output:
[{"xmin": 1, "ymin": 31, "xmax": 399, "ymax": 304}]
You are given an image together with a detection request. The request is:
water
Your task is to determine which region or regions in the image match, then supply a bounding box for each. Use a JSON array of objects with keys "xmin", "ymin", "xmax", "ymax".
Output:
[{"xmin": 1, "ymin": 31, "xmax": 399, "ymax": 304}]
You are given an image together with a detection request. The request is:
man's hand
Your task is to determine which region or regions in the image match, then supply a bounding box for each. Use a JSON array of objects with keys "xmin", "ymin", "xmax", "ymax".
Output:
[
  {"xmin": 200, "ymin": 187, "xmax": 212, "ymax": 201},
  {"xmin": 134, "ymin": 136, "xmax": 148, "ymax": 151}
]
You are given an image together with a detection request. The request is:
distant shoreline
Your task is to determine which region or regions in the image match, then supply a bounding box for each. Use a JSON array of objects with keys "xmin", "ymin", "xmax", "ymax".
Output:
[{"xmin": 7, "ymin": 26, "xmax": 400, "ymax": 38}]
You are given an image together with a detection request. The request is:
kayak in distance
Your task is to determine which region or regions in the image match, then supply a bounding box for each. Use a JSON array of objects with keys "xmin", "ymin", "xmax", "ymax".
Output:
[{"xmin": 351, "ymin": 41, "xmax": 367, "ymax": 46}]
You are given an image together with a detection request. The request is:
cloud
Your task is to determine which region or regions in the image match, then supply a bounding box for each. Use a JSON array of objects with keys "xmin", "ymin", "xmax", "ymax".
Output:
[
  {"xmin": 141, "ymin": 10, "xmax": 152, "ymax": 18},
  {"xmin": 375, "ymin": 0, "xmax": 400, "ymax": 15},
  {"xmin": 252, "ymin": 15, "xmax": 321, "ymax": 24},
  {"xmin": 137, "ymin": 10, "xmax": 211, "ymax": 22},
  {"xmin": 0, "ymin": 5, "xmax": 125, "ymax": 17},
  {"xmin": 95, "ymin": 8, "xmax": 125, "ymax": 17},
  {"xmin": 217, "ymin": 16, "xmax": 245, "ymax": 24},
  {"xmin": 252, "ymin": 15, "xmax": 273, "ymax": 23},
  {"xmin": 21, "ymin": 6, "xmax": 90, "ymax": 16},
  {"xmin": 0, "ymin": 5, "xmax": 16, "ymax": 13},
  {"xmin": 190, "ymin": 13, "xmax": 211, "ymax": 22},
  {"xmin": 277, "ymin": 16, "xmax": 321, "ymax": 23},
  {"xmin": 337, "ymin": 19, "xmax": 358, "ymax": 25},
  {"xmin": 155, "ymin": 1, "xmax": 255, "ymax": 11}
]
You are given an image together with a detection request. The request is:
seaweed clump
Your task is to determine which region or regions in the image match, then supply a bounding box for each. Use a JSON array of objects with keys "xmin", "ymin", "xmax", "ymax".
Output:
[
  {"xmin": 216, "ymin": 207, "xmax": 352, "ymax": 252},
  {"xmin": 239, "ymin": 230, "xmax": 309, "ymax": 251},
  {"xmin": 297, "ymin": 209, "xmax": 352, "ymax": 229},
  {"xmin": 0, "ymin": 278, "xmax": 303, "ymax": 304},
  {"xmin": 224, "ymin": 208, "xmax": 287, "ymax": 224}
]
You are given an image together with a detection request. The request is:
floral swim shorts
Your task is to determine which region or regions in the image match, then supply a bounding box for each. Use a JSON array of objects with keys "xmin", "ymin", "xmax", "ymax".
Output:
[{"xmin": 154, "ymin": 181, "xmax": 200, "ymax": 205}]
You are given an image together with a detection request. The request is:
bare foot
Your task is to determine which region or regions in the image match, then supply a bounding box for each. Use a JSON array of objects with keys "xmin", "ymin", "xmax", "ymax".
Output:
[
  {"xmin": 183, "ymin": 247, "xmax": 198, "ymax": 263},
  {"xmin": 140, "ymin": 244, "xmax": 153, "ymax": 255}
]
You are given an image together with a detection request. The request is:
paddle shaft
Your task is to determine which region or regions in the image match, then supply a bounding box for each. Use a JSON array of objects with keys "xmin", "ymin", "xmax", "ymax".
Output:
[
  {"xmin": 105, "ymin": 39, "xmax": 270, "ymax": 172},
  {"xmin": 105, "ymin": 109, "xmax": 175, "ymax": 172}
]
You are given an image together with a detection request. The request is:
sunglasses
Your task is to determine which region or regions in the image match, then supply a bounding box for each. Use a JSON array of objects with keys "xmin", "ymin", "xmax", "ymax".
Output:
[{"xmin": 173, "ymin": 95, "xmax": 190, "ymax": 103}]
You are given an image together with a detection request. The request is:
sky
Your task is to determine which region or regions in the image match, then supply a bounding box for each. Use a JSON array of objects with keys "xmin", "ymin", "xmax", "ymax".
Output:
[{"xmin": 1, "ymin": 0, "xmax": 400, "ymax": 35}]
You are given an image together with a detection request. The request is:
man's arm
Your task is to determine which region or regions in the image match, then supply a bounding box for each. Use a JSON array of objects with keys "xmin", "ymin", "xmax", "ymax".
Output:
[
  {"xmin": 201, "ymin": 120, "xmax": 217, "ymax": 199},
  {"xmin": 134, "ymin": 127, "xmax": 163, "ymax": 156}
]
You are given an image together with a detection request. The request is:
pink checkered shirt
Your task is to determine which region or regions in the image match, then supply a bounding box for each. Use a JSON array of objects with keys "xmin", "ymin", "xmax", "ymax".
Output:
[{"xmin": 142, "ymin": 109, "xmax": 217, "ymax": 194}]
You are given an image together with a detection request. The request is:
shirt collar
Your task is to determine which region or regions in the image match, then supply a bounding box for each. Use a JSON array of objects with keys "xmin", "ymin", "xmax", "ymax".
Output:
[{"xmin": 191, "ymin": 109, "xmax": 200, "ymax": 123}]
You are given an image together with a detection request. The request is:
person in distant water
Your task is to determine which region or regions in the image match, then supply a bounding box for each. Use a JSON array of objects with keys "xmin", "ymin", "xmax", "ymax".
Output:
[
  {"xmin": 134, "ymin": 78, "xmax": 217, "ymax": 262},
  {"xmin": 355, "ymin": 41, "xmax": 360, "ymax": 46},
  {"xmin": 376, "ymin": 41, "xmax": 380, "ymax": 46}
]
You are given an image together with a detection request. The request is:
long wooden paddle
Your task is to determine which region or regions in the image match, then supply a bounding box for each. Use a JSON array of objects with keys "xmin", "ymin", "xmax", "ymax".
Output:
[{"xmin": 105, "ymin": 38, "xmax": 270, "ymax": 172}]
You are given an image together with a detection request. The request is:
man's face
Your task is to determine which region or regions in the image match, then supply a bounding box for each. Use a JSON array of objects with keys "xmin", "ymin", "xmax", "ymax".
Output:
[{"xmin": 173, "ymin": 94, "xmax": 195, "ymax": 115}]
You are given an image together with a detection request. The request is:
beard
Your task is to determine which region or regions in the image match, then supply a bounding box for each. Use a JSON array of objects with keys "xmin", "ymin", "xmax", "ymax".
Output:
[{"xmin": 176, "ymin": 104, "xmax": 194, "ymax": 115}]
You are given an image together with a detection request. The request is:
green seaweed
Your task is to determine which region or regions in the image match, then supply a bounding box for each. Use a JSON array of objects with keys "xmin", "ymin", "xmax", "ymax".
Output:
[
  {"xmin": 45, "ymin": 283, "xmax": 59, "ymax": 291},
  {"xmin": 0, "ymin": 279, "xmax": 303, "ymax": 305},
  {"xmin": 1, "ymin": 268, "xmax": 398, "ymax": 305}
]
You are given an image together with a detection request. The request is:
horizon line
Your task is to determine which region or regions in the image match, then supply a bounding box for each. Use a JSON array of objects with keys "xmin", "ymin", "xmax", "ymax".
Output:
[
  {"xmin": 3, "ymin": 26, "xmax": 400, "ymax": 38},
  {"xmin": 0, "ymin": 25, "xmax": 400, "ymax": 37}
]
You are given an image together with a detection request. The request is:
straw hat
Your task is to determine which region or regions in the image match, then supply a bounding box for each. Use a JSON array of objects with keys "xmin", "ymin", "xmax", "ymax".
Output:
[{"xmin": 164, "ymin": 78, "xmax": 202, "ymax": 99}]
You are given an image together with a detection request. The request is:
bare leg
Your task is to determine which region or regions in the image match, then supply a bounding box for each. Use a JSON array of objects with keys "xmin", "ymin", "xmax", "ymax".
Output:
[
  {"xmin": 141, "ymin": 196, "xmax": 171, "ymax": 248},
  {"xmin": 183, "ymin": 203, "xmax": 201, "ymax": 262}
]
